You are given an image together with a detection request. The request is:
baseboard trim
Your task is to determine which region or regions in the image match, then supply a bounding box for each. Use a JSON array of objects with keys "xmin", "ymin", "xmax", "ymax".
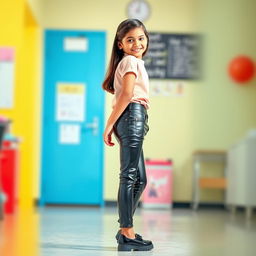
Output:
[
  {"xmin": 34, "ymin": 199, "xmax": 226, "ymax": 209},
  {"xmin": 105, "ymin": 201, "xmax": 226, "ymax": 209}
]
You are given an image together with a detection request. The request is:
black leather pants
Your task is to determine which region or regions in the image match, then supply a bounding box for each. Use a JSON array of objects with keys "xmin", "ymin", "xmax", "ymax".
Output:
[{"xmin": 113, "ymin": 103, "xmax": 149, "ymax": 228}]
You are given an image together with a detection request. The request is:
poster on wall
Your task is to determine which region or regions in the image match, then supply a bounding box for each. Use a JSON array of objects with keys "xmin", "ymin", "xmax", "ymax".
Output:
[
  {"xmin": 0, "ymin": 47, "xmax": 15, "ymax": 108},
  {"xmin": 150, "ymin": 81, "xmax": 186, "ymax": 97},
  {"xmin": 59, "ymin": 124, "xmax": 81, "ymax": 144},
  {"xmin": 64, "ymin": 37, "xmax": 88, "ymax": 52},
  {"xmin": 56, "ymin": 83, "xmax": 86, "ymax": 122}
]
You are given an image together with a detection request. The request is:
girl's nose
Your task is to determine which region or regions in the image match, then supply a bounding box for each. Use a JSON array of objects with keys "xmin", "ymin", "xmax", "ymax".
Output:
[{"xmin": 134, "ymin": 40, "xmax": 140, "ymax": 46}]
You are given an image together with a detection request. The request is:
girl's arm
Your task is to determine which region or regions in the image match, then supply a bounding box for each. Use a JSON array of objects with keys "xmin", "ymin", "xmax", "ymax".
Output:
[{"xmin": 103, "ymin": 72, "xmax": 136, "ymax": 146}]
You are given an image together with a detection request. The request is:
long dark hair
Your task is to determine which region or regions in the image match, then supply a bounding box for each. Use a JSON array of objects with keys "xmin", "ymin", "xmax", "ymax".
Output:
[{"xmin": 102, "ymin": 19, "xmax": 149, "ymax": 94}]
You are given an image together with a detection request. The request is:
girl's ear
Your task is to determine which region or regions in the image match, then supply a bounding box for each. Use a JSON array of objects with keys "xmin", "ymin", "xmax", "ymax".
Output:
[{"xmin": 118, "ymin": 42, "xmax": 123, "ymax": 50}]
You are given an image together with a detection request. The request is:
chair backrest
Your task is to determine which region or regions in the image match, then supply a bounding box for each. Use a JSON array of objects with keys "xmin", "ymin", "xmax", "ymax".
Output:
[{"xmin": 0, "ymin": 123, "xmax": 6, "ymax": 150}]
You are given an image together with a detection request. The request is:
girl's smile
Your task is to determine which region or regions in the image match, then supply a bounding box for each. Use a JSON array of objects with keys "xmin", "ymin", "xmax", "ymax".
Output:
[{"xmin": 118, "ymin": 27, "xmax": 148, "ymax": 59}]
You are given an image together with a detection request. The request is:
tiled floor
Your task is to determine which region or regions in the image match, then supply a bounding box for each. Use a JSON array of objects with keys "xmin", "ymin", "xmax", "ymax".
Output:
[{"xmin": 1, "ymin": 206, "xmax": 256, "ymax": 256}]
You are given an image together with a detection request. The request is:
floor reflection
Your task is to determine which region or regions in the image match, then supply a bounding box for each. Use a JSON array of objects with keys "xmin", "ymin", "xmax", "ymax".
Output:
[
  {"xmin": 1, "ymin": 206, "xmax": 256, "ymax": 256},
  {"xmin": 0, "ymin": 209, "xmax": 39, "ymax": 256}
]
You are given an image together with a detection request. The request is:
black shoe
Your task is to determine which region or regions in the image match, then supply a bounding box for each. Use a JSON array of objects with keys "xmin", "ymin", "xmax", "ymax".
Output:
[
  {"xmin": 115, "ymin": 230, "xmax": 122, "ymax": 241},
  {"xmin": 115, "ymin": 230, "xmax": 148, "ymax": 242},
  {"xmin": 117, "ymin": 234, "xmax": 153, "ymax": 251}
]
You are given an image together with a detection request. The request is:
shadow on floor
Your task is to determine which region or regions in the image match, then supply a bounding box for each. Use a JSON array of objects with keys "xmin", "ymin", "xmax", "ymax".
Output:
[{"xmin": 41, "ymin": 242, "xmax": 116, "ymax": 251}]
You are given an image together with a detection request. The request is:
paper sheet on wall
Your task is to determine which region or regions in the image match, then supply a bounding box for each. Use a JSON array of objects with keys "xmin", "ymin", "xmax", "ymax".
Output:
[
  {"xmin": 0, "ymin": 47, "xmax": 15, "ymax": 108},
  {"xmin": 150, "ymin": 81, "xmax": 185, "ymax": 97},
  {"xmin": 59, "ymin": 124, "xmax": 80, "ymax": 144},
  {"xmin": 56, "ymin": 83, "xmax": 86, "ymax": 121},
  {"xmin": 64, "ymin": 37, "xmax": 88, "ymax": 52}
]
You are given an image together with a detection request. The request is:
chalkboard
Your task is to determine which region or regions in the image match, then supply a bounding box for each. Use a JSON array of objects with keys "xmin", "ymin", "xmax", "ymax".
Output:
[{"xmin": 144, "ymin": 33, "xmax": 201, "ymax": 79}]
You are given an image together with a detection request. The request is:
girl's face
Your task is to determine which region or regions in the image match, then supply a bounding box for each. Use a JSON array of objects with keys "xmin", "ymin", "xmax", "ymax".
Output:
[{"xmin": 118, "ymin": 27, "xmax": 148, "ymax": 59}]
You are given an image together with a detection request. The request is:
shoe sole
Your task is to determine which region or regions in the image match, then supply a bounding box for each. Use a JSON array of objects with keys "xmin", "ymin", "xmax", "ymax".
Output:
[{"xmin": 118, "ymin": 243, "xmax": 153, "ymax": 251}]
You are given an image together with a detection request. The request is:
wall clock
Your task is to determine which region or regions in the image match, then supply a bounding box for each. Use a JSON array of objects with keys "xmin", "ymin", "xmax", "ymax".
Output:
[{"xmin": 127, "ymin": 0, "xmax": 151, "ymax": 21}]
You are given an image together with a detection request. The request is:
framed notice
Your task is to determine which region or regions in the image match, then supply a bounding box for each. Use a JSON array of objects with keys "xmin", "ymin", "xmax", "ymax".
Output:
[
  {"xmin": 56, "ymin": 83, "xmax": 86, "ymax": 122},
  {"xmin": 0, "ymin": 47, "xmax": 15, "ymax": 108}
]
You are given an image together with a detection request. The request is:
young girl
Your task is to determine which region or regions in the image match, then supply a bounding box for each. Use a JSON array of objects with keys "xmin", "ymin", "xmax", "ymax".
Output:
[{"xmin": 102, "ymin": 19, "xmax": 153, "ymax": 252}]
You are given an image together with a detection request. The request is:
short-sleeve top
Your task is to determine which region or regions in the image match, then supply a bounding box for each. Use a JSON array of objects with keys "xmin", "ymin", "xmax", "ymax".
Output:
[{"xmin": 112, "ymin": 54, "xmax": 150, "ymax": 109}]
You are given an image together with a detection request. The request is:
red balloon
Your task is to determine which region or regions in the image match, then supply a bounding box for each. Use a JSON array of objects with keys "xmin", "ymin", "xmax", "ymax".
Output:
[{"xmin": 228, "ymin": 56, "xmax": 255, "ymax": 83}]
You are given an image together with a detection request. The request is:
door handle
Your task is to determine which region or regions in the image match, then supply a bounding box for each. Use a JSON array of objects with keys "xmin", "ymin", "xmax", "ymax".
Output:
[{"xmin": 85, "ymin": 117, "xmax": 99, "ymax": 136}]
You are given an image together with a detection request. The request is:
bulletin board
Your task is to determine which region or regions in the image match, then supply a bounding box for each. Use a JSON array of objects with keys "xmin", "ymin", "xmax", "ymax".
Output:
[
  {"xmin": 0, "ymin": 47, "xmax": 15, "ymax": 108},
  {"xmin": 144, "ymin": 33, "xmax": 202, "ymax": 79}
]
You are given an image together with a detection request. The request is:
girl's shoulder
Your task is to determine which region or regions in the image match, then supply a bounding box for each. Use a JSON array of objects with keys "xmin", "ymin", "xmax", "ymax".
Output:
[
  {"xmin": 120, "ymin": 54, "xmax": 138, "ymax": 64},
  {"xmin": 116, "ymin": 55, "xmax": 140, "ymax": 77},
  {"xmin": 118, "ymin": 55, "xmax": 140, "ymax": 69}
]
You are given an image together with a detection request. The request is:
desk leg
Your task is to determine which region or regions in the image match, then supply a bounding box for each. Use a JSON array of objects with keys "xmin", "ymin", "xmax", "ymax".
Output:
[
  {"xmin": 192, "ymin": 158, "xmax": 200, "ymax": 210},
  {"xmin": 230, "ymin": 205, "xmax": 236, "ymax": 215},
  {"xmin": 223, "ymin": 164, "xmax": 227, "ymax": 209},
  {"xmin": 246, "ymin": 207, "xmax": 252, "ymax": 220}
]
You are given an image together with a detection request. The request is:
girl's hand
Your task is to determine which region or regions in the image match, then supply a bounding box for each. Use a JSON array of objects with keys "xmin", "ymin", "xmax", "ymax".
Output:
[{"xmin": 103, "ymin": 125, "xmax": 115, "ymax": 146}]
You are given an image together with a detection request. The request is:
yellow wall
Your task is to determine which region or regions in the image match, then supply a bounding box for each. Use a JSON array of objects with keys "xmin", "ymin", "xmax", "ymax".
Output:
[
  {"xmin": 41, "ymin": 0, "xmax": 256, "ymax": 202},
  {"xmin": 190, "ymin": 0, "xmax": 256, "ymax": 201},
  {"xmin": 0, "ymin": 0, "xmax": 24, "ymax": 46},
  {"xmin": 27, "ymin": 0, "xmax": 44, "ymax": 24},
  {"xmin": 0, "ymin": 0, "xmax": 42, "ymax": 208}
]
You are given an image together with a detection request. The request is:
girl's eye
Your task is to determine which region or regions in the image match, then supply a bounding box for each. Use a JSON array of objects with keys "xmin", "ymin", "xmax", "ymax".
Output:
[
  {"xmin": 139, "ymin": 37, "xmax": 144, "ymax": 41},
  {"xmin": 127, "ymin": 39, "xmax": 134, "ymax": 43}
]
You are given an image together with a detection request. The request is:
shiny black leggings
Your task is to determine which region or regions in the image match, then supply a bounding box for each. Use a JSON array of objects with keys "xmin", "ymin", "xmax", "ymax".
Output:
[{"xmin": 113, "ymin": 103, "xmax": 149, "ymax": 228}]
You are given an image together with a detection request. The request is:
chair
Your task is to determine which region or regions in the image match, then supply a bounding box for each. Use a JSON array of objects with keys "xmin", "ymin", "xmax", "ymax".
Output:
[{"xmin": 191, "ymin": 150, "xmax": 227, "ymax": 210}]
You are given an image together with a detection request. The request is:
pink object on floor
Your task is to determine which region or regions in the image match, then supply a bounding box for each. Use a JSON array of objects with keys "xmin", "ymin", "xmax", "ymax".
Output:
[{"xmin": 143, "ymin": 159, "xmax": 173, "ymax": 208}]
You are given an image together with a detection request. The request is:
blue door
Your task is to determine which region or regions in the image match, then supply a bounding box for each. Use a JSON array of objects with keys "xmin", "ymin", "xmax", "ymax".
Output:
[{"xmin": 41, "ymin": 30, "xmax": 105, "ymax": 206}]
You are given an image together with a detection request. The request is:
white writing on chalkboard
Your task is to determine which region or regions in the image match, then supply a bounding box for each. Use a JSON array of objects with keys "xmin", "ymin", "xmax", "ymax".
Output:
[{"xmin": 144, "ymin": 33, "xmax": 201, "ymax": 79}]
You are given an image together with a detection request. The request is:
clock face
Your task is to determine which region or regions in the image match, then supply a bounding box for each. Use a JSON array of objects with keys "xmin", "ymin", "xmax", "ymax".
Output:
[{"xmin": 127, "ymin": 0, "xmax": 150, "ymax": 21}]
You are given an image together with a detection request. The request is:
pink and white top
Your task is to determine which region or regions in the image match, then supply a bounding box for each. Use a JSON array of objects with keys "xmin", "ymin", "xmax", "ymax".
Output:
[{"xmin": 112, "ymin": 54, "xmax": 150, "ymax": 109}]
